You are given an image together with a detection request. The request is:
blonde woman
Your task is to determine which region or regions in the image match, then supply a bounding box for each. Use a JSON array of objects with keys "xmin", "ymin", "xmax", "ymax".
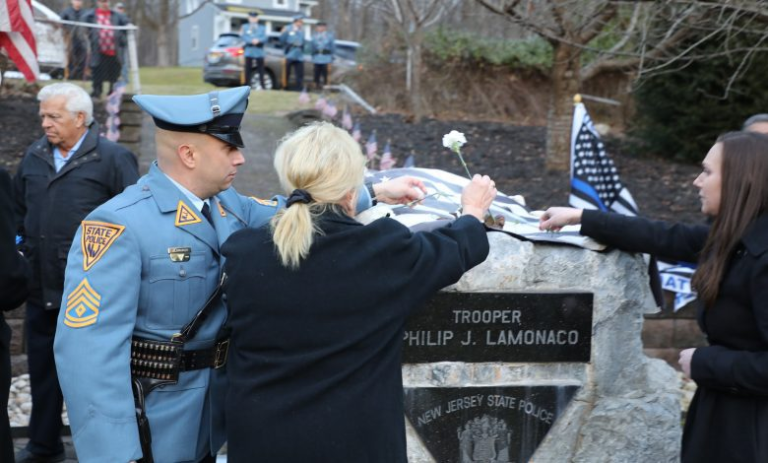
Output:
[{"xmin": 222, "ymin": 122, "xmax": 496, "ymax": 462}]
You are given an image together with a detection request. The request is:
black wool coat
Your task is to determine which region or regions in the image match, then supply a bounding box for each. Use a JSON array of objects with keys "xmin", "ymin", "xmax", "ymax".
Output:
[
  {"xmin": 222, "ymin": 212, "xmax": 489, "ymax": 463},
  {"xmin": 13, "ymin": 125, "xmax": 138, "ymax": 309},
  {"xmin": 581, "ymin": 209, "xmax": 768, "ymax": 463}
]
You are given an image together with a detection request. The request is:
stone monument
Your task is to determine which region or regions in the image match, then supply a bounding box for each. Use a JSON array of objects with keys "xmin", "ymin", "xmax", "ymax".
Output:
[{"xmin": 403, "ymin": 233, "xmax": 681, "ymax": 462}]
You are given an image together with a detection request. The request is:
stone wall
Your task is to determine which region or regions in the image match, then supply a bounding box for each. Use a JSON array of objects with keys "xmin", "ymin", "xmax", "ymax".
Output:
[{"xmin": 404, "ymin": 233, "xmax": 682, "ymax": 462}]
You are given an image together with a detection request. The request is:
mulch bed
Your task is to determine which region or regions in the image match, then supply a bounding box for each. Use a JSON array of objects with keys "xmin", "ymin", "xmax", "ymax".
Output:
[{"xmin": 0, "ymin": 95, "xmax": 704, "ymax": 225}]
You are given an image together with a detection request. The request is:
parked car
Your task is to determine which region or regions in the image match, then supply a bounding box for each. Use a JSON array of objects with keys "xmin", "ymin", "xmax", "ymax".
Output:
[{"xmin": 203, "ymin": 32, "xmax": 361, "ymax": 90}]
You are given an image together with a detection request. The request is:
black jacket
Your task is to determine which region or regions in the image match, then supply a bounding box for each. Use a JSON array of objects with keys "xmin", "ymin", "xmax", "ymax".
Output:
[
  {"xmin": 14, "ymin": 125, "xmax": 138, "ymax": 309},
  {"xmin": 0, "ymin": 167, "xmax": 28, "ymax": 312},
  {"xmin": 222, "ymin": 212, "xmax": 489, "ymax": 463},
  {"xmin": 81, "ymin": 8, "xmax": 128, "ymax": 66},
  {"xmin": 581, "ymin": 209, "xmax": 768, "ymax": 463}
]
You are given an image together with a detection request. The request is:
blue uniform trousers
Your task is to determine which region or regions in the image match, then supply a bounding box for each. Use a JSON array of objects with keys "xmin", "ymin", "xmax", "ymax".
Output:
[
  {"xmin": 286, "ymin": 59, "xmax": 304, "ymax": 90},
  {"xmin": 25, "ymin": 302, "xmax": 65, "ymax": 456}
]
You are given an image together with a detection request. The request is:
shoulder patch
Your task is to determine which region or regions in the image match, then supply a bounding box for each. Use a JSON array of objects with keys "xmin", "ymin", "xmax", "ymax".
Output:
[
  {"xmin": 82, "ymin": 221, "xmax": 126, "ymax": 271},
  {"xmin": 175, "ymin": 201, "xmax": 202, "ymax": 226},
  {"xmin": 64, "ymin": 278, "xmax": 101, "ymax": 328},
  {"xmin": 250, "ymin": 196, "xmax": 278, "ymax": 207}
]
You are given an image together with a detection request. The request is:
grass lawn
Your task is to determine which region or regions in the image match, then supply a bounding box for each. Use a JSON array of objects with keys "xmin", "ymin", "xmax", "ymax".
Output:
[
  {"xmin": 35, "ymin": 66, "xmax": 315, "ymax": 116},
  {"xmin": 138, "ymin": 67, "xmax": 314, "ymax": 115}
]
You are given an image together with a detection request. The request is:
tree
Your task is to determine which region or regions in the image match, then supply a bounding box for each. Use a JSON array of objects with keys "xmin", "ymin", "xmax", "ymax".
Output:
[
  {"xmin": 474, "ymin": 0, "xmax": 768, "ymax": 171},
  {"xmin": 378, "ymin": 0, "xmax": 459, "ymax": 120}
]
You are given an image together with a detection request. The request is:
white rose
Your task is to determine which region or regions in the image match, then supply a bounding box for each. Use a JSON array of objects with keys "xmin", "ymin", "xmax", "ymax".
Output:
[{"xmin": 442, "ymin": 130, "xmax": 467, "ymax": 150}]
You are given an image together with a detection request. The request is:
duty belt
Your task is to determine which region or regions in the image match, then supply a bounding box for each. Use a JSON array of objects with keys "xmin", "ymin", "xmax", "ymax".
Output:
[{"xmin": 130, "ymin": 337, "xmax": 230, "ymax": 382}]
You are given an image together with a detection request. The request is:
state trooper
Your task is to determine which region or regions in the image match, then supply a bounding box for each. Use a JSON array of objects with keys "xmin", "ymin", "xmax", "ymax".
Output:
[
  {"xmin": 280, "ymin": 14, "xmax": 306, "ymax": 90},
  {"xmin": 240, "ymin": 10, "xmax": 267, "ymax": 90},
  {"xmin": 311, "ymin": 21, "xmax": 335, "ymax": 90},
  {"xmin": 53, "ymin": 86, "xmax": 426, "ymax": 463}
]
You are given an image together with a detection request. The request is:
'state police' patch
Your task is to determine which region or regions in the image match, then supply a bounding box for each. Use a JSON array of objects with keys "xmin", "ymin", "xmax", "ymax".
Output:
[
  {"xmin": 81, "ymin": 221, "xmax": 126, "ymax": 271},
  {"xmin": 250, "ymin": 196, "xmax": 278, "ymax": 207},
  {"xmin": 64, "ymin": 278, "xmax": 102, "ymax": 328},
  {"xmin": 175, "ymin": 201, "xmax": 202, "ymax": 226}
]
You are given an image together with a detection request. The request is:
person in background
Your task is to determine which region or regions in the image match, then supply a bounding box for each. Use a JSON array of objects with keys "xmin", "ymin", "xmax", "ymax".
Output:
[
  {"xmin": 743, "ymin": 113, "xmax": 768, "ymax": 133},
  {"xmin": 59, "ymin": 0, "xmax": 88, "ymax": 80},
  {"xmin": 222, "ymin": 121, "xmax": 496, "ymax": 462},
  {"xmin": 311, "ymin": 21, "xmax": 335, "ymax": 90},
  {"xmin": 539, "ymin": 131, "xmax": 768, "ymax": 463},
  {"xmin": 82, "ymin": 0, "xmax": 128, "ymax": 99},
  {"xmin": 280, "ymin": 14, "xmax": 306, "ymax": 91},
  {"xmin": 241, "ymin": 10, "xmax": 267, "ymax": 90},
  {"xmin": 13, "ymin": 83, "xmax": 138, "ymax": 463},
  {"xmin": 52, "ymin": 86, "xmax": 427, "ymax": 463},
  {"xmin": 113, "ymin": 1, "xmax": 131, "ymax": 84},
  {"xmin": 1, "ymin": 166, "xmax": 30, "ymax": 463}
]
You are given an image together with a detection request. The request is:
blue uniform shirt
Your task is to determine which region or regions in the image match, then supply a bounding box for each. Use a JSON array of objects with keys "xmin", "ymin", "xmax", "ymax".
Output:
[
  {"xmin": 240, "ymin": 23, "xmax": 266, "ymax": 59},
  {"xmin": 280, "ymin": 25, "xmax": 305, "ymax": 62},
  {"xmin": 311, "ymin": 31, "xmax": 336, "ymax": 65}
]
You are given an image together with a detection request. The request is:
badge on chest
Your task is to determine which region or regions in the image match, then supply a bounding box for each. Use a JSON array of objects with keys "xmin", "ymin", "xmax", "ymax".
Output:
[{"xmin": 168, "ymin": 247, "xmax": 192, "ymax": 262}]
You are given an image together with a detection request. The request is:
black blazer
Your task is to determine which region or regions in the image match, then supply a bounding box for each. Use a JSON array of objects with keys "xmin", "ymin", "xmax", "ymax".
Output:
[
  {"xmin": 581, "ymin": 209, "xmax": 768, "ymax": 463},
  {"xmin": 222, "ymin": 212, "xmax": 489, "ymax": 463}
]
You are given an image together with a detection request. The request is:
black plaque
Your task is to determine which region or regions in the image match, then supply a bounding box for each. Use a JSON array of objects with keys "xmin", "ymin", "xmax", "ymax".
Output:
[
  {"xmin": 404, "ymin": 386, "xmax": 579, "ymax": 463},
  {"xmin": 403, "ymin": 292, "xmax": 593, "ymax": 363}
]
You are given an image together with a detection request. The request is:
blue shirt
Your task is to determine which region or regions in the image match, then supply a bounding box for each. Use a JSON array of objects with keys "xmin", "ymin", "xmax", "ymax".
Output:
[
  {"xmin": 53, "ymin": 129, "xmax": 89, "ymax": 172},
  {"xmin": 164, "ymin": 170, "xmax": 211, "ymax": 214}
]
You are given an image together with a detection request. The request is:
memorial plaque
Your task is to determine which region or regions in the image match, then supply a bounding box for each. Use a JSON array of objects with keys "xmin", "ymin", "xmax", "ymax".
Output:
[
  {"xmin": 404, "ymin": 386, "xmax": 579, "ymax": 463},
  {"xmin": 403, "ymin": 292, "xmax": 593, "ymax": 363}
]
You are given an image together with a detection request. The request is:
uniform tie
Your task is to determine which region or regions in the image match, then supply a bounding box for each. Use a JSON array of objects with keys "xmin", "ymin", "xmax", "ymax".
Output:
[{"xmin": 201, "ymin": 202, "xmax": 215, "ymax": 228}]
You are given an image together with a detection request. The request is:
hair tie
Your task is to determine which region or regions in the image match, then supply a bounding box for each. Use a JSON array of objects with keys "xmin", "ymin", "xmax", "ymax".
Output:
[{"xmin": 286, "ymin": 189, "xmax": 313, "ymax": 208}]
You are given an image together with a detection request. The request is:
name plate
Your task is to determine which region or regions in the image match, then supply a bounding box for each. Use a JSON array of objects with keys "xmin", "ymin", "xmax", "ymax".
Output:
[{"xmin": 403, "ymin": 292, "xmax": 593, "ymax": 363}]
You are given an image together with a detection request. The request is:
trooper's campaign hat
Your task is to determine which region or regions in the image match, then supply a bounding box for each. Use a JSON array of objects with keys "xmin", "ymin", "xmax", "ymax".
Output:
[
  {"xmin": 133, "ymin": 86, "xmax": 250, "ymax": 148},
  {"xmin": 248, "ymin": 10, "xmax": 260, "ymax": 17},
  {"xmin": 292, "ymin": 13, "xmax": 304, "ymax": 22}
]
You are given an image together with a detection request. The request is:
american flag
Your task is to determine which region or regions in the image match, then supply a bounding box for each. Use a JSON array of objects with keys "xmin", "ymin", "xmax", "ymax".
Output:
[
  {"xmin": 569, "ymin": 101, "xmax": 637, "ymax": 215},
  {"xmin": 403, "ymin": 153, "xmax": 415, "ymax": 168},
  {"xmin": 365, "ymin": 131, "xmax": 377, "ymax": 161},
  {"xmin": 341, "ymin": 107, "xmax": 353, "ymax": 131},
  {"xmin": 360, "ymin": 167, "xmax": 602, "ymax": 250},
  {"xmin": 0, "ymin": 0, "xmax": 39, "ymax": 82},
  {"xmin": 570, "ymin": 99, "xmax": 690, "ymax": 311},
  {"xmin": 322, "ymin": 101, "xmax": 338, "ymax": 119},
  {"xmin": 379, "ymin": 141, "xmax": 395, "ymax": 170},
  {"xmin": 351, "ymin": 122, "xmax": 361, "ymax": 142},
  {"xmin": 298, "ymin": 87, "xmax": 310, "ymax": 105}
]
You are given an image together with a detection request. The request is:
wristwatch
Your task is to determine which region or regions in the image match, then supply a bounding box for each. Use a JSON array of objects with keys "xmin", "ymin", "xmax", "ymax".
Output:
[{"xmin": 366, "ymin": 182, "xmax": 378, "ymax": 206}]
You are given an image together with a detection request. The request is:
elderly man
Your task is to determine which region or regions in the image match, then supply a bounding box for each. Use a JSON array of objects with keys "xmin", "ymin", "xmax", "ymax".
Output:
[
  {"xmin": 53, "ymin": 86, "xmax": 425, "ymax": 463},
  {"xmin": 13, "ymin": 83, "xmax": 138, "ymax": 463},
  {"xmin": 280, "ymin": 14, "xmax": 306, "ymax": 90}
]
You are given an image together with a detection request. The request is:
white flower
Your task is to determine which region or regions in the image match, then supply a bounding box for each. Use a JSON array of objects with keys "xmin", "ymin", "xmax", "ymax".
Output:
[{"xmin": 442, "ymin": 130, "xmax": 467, "ymax": 151}]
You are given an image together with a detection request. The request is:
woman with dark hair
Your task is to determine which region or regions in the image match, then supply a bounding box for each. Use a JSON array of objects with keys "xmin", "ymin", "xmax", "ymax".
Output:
[
  {"xmin": 539, "ymin": 131, "xmax": 768, "ymax": 463},
  {"xmin": 222, "ymin": 122, "xmax": 496, "ymax": 462}
]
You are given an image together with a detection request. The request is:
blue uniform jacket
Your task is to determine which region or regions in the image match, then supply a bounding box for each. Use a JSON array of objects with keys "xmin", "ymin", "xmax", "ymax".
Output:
[
  {"xmin": 280, "ymin": 26, "xmax": 305, "ymax": 62},
  {"xmin": 240, "ymin": 23, "xmax": 266, "ymax": 59},
  {"xmin": 311, "ymin": 31, "xmax": 335, "ymax": 65},
  {"xmin": 53, "ymin": 162, "xmax": 375, "ymax": 462},
  {"xmin": 53, "ymin": 163, "xmax": 284, "ymax": 463}
]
